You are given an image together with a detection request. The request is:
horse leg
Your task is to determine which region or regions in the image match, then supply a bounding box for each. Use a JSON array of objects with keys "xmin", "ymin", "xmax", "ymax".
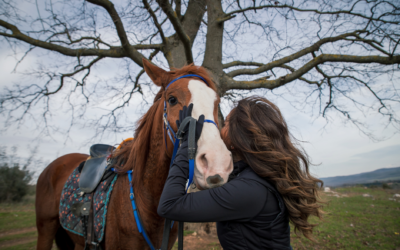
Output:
[
  {"xmin": 73, "ymin": 244, "xmax": 84, "ymax": 250},
  {"xmin": 55, "ymin": 227, "xmax": 75, "ymax": 250},
  {"xmin": 36, "ymin": 166, "xmax": 61, "ymax": 250},
  {"xmin": 36, "ymin": 217, "xmax": 60, "ymax": 250}
]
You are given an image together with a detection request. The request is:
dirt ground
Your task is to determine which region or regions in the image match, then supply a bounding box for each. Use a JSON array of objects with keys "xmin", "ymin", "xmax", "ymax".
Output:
[
  {"xmin": 176, "ymin": 222, "xmax": 222, "ymax": 250},
  {"xmin": 178, "ymin": 233, "xmax": 222, "ymax": 250}
]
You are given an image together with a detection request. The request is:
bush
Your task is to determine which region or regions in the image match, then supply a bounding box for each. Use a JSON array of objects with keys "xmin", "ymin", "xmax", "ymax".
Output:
[
  {"xmin": 0, "ymin": 163, "xmax": 32, "ymax": 202},
  {"xmin": 382, "ymin": 183, "xmax": 392, "ymax": 189}
]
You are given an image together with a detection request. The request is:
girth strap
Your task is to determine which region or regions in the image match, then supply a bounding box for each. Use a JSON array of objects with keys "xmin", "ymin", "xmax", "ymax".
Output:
[
  {"xmin": 83, "ymin": 193, "xmax": 102, "ymax": 250},
  {"xmin": 161, "ymin": 219, "xmax": 172, "ymax": 250},
  {"xmin": 161, "ymin": 219, "xmax": 184, "ymax": 250},
  {"xmin": 178, "ymin": 221, "xmax": 184, "ymax": 250}
]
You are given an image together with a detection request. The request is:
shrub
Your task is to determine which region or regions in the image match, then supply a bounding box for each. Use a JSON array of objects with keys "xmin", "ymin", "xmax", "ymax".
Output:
[
  {"xmin": 0, "ymin": 163, "xmax": 32, "ymax": 202},
  {"xmin": 382, "ymin": 183, "xmax": 392, "ymax": 189}
]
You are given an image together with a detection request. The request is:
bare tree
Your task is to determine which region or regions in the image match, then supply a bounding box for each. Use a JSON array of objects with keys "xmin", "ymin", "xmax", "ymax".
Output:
[{"xmin": 0, "ymin": 0, "xmax": 399, "ymax": 138}]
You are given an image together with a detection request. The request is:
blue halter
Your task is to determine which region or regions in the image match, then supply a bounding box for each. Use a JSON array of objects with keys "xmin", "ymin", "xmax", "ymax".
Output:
[
  {"xmin": 162, "ymin": 74, "xmax": 218, "ymax": 190},
  {"xmin": 111, "ymin": 74, "xmax": 218, "ymax": 250},
  {"xmin": 163, "ymin": 74, "xmax": 218, "ymax": 149}
]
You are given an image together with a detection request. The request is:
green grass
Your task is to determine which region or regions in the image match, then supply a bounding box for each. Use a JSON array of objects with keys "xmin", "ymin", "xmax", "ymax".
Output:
[
  {"xmin": 1, "ymin": 240, "xmax": 37, "ymax": 250},
  {"xmin": 0, "ymin": 195, "xmax": 35, "ymax": 212},
  {"xmin": 0, "ymin": 211, "xmax": 36, "ymax": 232},
  {"xmin": 0, "ymin": 195, "xmax": 36, "ymax": 233},
  {"xmin": 291, "ymin": 187, "xmax": 400, "ymax": 249},
  {"xmin": 0, "ymin": 231, "xmax": 37, "ymax": 244},
  {"xmin": 206, "ymin": 242, "xmax": 222, "ymax": 250},
  {"xmin": 184, "ymin": 230, "xmax": 194, "ymax": 236}
]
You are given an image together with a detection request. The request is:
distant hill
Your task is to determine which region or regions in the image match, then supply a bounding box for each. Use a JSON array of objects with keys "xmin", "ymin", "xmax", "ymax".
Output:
[{"xmin": 320, "ymin": 167, "xmax": 400, "ymax": 187}]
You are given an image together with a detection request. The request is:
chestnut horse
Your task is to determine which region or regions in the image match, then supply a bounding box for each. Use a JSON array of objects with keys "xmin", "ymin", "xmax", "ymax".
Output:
[{"xmin": 35, "ymin": 59, "xmax": 233, "ymax": 250}]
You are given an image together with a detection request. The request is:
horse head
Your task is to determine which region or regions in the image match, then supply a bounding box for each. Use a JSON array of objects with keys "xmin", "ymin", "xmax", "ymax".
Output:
[{"xmin": 143, "ymin": 59, "xmax": 233, "ymax": 190}]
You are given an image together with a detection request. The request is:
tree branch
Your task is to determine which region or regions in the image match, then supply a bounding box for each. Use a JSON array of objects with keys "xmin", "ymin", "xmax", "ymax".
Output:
[
  {"xmin": 223, "ymin": 54, "xmax": 400, "ymax": 91},
  {"xmin": 175, "ymin": 0, "xmax": 182, "ymax": 20},
  {"xmin": 157, "ymin": 0, "xmax": 193, "ymax": 64},
  {"xmin": 86, "ymin": 0, "xmax": 145, "ymax": 66},
  {"xmin": 142, "ymin": 0, "xmax": 167, "ymax": 45},
  {"xmin": 0, "ymin": 19, "xmax": 161, "ymax": 59},
  {"xmin": 49, "ymin": 36, "xmax": 113, "ymax": 48},
  {"xmin": 0, "ymin": 19, "xmax": 124, "ymax": 57},
  {"xmin": 46, "ymin": 56, "xmax": 104, "ymax": 96},
  {"xmin": 224, "ymin": 3, "xmax": 399, "ymax": 24},
  {"xmin": 223, "ymin": 61, "xmax": 263, "ymax": 69},
  {"xmin": 226, "ymin": 31, "xmax": 368, "ymax": 78}
]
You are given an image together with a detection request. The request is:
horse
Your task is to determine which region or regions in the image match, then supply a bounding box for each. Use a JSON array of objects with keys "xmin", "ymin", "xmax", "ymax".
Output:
[{"xmin": 35, "ymin": 59, "xmax": 233, "ymax": 250}]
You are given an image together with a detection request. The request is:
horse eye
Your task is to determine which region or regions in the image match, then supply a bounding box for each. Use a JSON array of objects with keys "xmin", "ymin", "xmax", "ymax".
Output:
[{"xmin": 168, "ymin": 96, "xmax": 178, "ymax": 106}]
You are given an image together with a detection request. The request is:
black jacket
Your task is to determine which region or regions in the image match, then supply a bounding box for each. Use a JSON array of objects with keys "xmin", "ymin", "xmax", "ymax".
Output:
[{"xmin": 158, "ymin": 141, "xmax": 291, "ymax": 249}]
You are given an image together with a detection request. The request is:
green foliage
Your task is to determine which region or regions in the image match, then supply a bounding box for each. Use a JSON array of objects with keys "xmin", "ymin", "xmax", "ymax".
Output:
[
  {"xmin": 0, "ymin": 164, "xmax": 32, "ymax": 202},
  {"xmin": 382, "ymin": 183, "xmax": 392, "ymax": 189},
  {"xmin": 0, "ymin": 146, "xmax": 35, "ymax": 203}
]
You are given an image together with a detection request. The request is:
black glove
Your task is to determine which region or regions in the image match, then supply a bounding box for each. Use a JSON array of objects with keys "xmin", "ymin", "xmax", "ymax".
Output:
[{"xmin": 175, "ymin": 103, "xmax": 205, "ymax": 142}]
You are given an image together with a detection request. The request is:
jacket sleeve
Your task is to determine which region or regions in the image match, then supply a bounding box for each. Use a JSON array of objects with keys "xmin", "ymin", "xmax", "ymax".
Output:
[{"xmin": 157, "ymin": 141, "xmax": 268, "ymax": 223}]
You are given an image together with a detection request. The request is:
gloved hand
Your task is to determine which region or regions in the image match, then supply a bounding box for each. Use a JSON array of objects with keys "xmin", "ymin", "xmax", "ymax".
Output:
[{"xmin": 175, "ymin": 103, "xmax": 205, "ymax": 142}]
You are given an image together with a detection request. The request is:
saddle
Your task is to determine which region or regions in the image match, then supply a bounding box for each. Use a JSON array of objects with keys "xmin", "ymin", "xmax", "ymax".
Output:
[
  {"xmin": 79, "ymin": 144, "xmax": 116, "ymax": 193},
  {"xmin": 60, "ymin": 143, "xmax": 119, "ymax": 250}
]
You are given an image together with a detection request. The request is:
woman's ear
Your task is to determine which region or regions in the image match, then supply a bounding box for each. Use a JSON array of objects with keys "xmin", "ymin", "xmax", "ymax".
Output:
[{"xmin": 142, "ymin": 58, "xmax": 168, "ymax": 87}]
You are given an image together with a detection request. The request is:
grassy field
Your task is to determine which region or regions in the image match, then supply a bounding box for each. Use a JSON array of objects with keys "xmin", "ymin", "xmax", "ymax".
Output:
[
  {"xmin": 291, "ymin": 187, "xmax": 400, "ymax": 249},
  {"xmin": 0, "ymin": 195, "xmax": 37, "ymax": 250},
  {"xmin": 0, "ymin": 188, "xmax": 399, "ymax": 249}
]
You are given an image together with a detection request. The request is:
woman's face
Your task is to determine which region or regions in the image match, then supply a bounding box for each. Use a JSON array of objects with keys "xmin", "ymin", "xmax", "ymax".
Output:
[
  {"xmin": 221, "ymin": 113, "xmax": 231, "ymax": 150},
  {"xmin": 221, "ymin": 110, "xmax": 243, "ymax": 162}
]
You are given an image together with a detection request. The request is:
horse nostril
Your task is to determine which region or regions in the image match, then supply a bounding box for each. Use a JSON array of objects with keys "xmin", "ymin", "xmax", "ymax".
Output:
[
  {"xmin": 206, "ymin": 174, "xmax": 223, "ymax": 185},
  {"xmin": 200, "ymin": 153, "xmax": 208, "ymax": 171}
]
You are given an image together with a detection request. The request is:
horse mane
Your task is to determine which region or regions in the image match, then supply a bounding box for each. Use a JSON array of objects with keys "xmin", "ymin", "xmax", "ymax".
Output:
[
  {"xmin": 111, "ymin": 97, "xmax": 161, "ymax": 177},
  {"xmin": 111, "ymin": 64, "xmax": 216, "ymax": 216}
]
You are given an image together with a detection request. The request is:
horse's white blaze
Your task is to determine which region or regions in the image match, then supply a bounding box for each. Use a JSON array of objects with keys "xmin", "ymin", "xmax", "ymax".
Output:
[{"xmin": 188, "ymin": 80, "xmax": 233, "ymax": 189}]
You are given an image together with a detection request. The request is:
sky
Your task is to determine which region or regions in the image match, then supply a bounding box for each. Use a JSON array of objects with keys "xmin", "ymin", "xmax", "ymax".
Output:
[{"xmin": 1, "ymin": 0, "xmax": 399, "ymax": 182}]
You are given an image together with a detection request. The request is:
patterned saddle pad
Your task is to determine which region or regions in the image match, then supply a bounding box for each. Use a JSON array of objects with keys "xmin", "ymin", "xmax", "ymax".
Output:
[{"xmin": 59, "ymin": 164, "xmax": 118, "ymax": 242}]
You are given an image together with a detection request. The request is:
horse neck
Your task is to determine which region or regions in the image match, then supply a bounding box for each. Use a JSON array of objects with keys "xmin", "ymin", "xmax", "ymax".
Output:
[{"xmin": 134, "ymin": 100, "xmax": 171, "ymax": 215}]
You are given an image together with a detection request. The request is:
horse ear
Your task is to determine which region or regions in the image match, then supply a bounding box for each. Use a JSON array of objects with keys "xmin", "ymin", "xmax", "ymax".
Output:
[{"xmin": 142, "ymin": 59, "xmax": 167, "ymax": 87}]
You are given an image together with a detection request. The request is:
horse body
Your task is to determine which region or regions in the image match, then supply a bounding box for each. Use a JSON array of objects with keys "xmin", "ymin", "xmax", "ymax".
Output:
[
  {"xmin": 35, "ymin": 60, "xmax": 233, "ymax": 250},
  {"xmin": 36, "ymin": 153, "xmax": 88, "ymax": 249}
]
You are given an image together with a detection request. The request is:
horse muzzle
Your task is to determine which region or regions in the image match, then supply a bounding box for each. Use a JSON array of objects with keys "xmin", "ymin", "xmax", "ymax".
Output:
[{"xmin": 194, "ymin": 141, "xmax": 233, "ymax": 189}]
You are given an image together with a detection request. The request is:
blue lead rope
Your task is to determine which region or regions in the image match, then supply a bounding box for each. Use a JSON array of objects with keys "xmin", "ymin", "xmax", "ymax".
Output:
[
  {"xmin": 127, "ymin": 170, "xmax": 157, "ymax": 250},
  {"xmin": 188, "ymin": 159, "xmax": 195, "ymax": 192},
  {"xmin": 110, "ymin": 168, "xmax": 157, "ymax": 249},
  {"xmin": 169, "ymin": 138, "xmax": 180, "ymax": 169}
]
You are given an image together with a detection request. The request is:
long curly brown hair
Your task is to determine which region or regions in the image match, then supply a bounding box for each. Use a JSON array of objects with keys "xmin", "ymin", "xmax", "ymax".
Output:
[{"xmin": 222, "ymin": 96, "xmax": 324, "ymax": 240}]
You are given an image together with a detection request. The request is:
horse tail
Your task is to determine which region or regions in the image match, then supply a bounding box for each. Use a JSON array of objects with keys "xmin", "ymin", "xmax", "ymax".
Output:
[{"xmin": 55, "ymin": 227, "xmax": 74, "ymax": 250}]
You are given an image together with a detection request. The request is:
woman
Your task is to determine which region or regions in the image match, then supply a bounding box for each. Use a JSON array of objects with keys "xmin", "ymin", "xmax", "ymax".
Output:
[{"xmin": 158, "ymin": 96, "xmax": 324, "ymax": 249}]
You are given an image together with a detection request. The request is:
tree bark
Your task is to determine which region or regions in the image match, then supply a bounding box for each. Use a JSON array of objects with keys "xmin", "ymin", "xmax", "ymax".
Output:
[
  {"xmin": 202, "ymin": 0, "xmax": 225, "ymax": 94},
  {"xmin": 166, "ymin": 0, "xmax": 206, "ymax": 68}
]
